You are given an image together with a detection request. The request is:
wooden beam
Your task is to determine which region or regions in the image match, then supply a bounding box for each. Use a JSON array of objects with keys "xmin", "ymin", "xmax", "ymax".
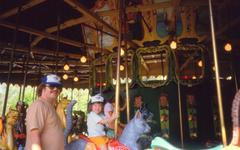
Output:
[
  {"xmin": 0, "ymin": 0, "xmax": 47, "ymax": 19},
  {"xmin": 204, "ymin": 16, "xmax": 240, "ymax": 42},
  {"xmin": 31, "ymin": 1, "xmax": 172, "ymax": 46},
  {"xmin": 0, "ymin": 69, "xmax": 91, "ymax": 74},
  {"xmin": 140, "ymin": 56, "xmax": 149, "ymax": 72},
  {"xmin": 31, "ymin": 17, "xmax": 89, "ymax": 46},
  {"xmin": 64, "ymin": 0, "xmax": 118, "ymax": 36},
  {"xmin": 64, "ymin": 0, "xmax": 138, "ymax": 48},
  {"xmin": 0, "ymin": 20, "xmax": 109, "ymax": 52},
  {"xmin": 0, "ymin": 60, "xmax": 90, "ymax": 67},
  {"xmin": 0, "ymin": 42, "xmax": 84, "ymax": 59}
]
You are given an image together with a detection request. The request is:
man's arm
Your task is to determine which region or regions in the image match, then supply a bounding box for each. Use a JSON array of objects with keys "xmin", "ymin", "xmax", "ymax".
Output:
[{"xmin": 29, "ymin": 129, "xmax": 42, "ymax": 150}]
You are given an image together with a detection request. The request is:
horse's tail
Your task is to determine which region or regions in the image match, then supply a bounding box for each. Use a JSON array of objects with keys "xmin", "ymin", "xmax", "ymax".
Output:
[
  {"xmin": 64, "ymin": 100, "xmax": 77, "ymax": 146},
  {"xmin": 231, "ymin": 90, "xmax": 240, "ymax": 145}
]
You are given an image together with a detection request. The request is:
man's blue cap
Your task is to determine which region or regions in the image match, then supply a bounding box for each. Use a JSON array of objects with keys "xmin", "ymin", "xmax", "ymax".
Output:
[{"xmin": 41, "ymin": 74, "xmax": 62, "ymax": 87}]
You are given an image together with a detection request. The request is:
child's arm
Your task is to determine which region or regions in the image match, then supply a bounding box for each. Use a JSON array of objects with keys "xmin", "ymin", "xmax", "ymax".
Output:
[{"xmin": 98, "ymin": 112, "xmax": 118, "ymax": 125}]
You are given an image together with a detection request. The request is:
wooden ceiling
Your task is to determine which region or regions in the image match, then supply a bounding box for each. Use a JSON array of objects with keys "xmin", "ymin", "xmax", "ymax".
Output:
[{"xmin": 0, "ymin": 0, "xmax": 240, "ymax": 88}]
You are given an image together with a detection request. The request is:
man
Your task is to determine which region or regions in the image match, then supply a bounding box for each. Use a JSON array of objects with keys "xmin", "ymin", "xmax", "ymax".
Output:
[
  {"xmin": 159, "ymin": 93, "xmax": 169, "ymax": 139},
  {"xmin": 25, "ymin": 74, "xmax": 64, "ymax": 150},
  {"xmin": 134, "ymin": 95, "xmax": 143, "ymax": 113}
]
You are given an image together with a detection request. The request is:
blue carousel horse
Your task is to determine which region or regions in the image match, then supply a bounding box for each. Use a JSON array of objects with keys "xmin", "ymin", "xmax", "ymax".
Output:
[{"xmin": 64, "ymin": 100, "xmax": 151, "ymax": 150}]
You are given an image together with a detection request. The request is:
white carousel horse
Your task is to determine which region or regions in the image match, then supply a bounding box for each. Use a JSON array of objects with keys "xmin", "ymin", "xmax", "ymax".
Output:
[
  {"xmin": 222, "ymin": 90, "xmax": 240, "ymax": 150},
  {"xmin": 149, "ymin": 136, "xmax": 223, "ymax": 150},
  {"xmin": 64, "ymin": 100, "xmax": 151, "ymax": 150}
]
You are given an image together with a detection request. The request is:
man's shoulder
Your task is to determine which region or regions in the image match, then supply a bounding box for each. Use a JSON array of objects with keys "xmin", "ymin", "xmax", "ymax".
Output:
[{"xmin": 28, "ymin": 99, "xmax": 47, "ymax": 110}]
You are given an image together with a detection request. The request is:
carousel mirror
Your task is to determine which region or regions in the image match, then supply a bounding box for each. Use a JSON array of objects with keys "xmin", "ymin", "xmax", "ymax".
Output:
[
  {"xmin": 137, "ymin": 46, "xmax": 170, "ymax": 88},
  {"xmin": 174, "ymin": 44, "xmax": 205, "ymax": 86},
  {"xmin": 108, "ymin": 50, "xmax": 134, "ymax": 87}
]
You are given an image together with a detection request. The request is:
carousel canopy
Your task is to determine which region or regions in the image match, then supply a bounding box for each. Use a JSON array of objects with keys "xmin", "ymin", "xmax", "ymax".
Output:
[{"xmin": 0, "ymin": 0, "xmax": 240, "ymax": 88}]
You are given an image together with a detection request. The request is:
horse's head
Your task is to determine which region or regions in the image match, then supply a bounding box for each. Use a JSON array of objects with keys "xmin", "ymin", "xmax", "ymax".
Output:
[
  {"xmin": 119, "ymin": 109, "xmax": 151, "ymax": 150},
  {"xmin": 6, "ymin": 108, "xmax": 19, "ymax": 126},
  {"xmin": 139, "ymin": 104, "xmax": 153, "ymax": 121},
  {"xmin": 133, "ymin": 110, "xmax": 151, "ymax": 134},
  {"xmin": 58, "ymin": 98, "xmax": 71, "ymax": 109}
]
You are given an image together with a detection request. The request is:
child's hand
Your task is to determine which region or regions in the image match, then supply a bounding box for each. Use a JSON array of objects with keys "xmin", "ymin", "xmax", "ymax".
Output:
[{"xmin": 112, "ymin": 112, "xmax": 119, "ymax": 119}]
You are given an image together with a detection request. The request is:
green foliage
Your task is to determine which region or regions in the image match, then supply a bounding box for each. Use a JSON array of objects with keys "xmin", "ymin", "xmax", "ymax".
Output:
[{"xmin": 0, "ymin": 83, "xmax": 89, "ymax": 115}]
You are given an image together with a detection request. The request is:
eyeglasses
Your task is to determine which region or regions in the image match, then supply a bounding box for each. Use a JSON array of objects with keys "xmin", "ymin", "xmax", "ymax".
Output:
[{"xmin": 45, "ymin": 84, "xmax": 62, "ymax": 91}]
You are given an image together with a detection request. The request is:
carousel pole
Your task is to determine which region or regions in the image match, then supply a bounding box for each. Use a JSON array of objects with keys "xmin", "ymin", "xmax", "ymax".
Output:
[
  {"xmin": 122, "ymin": 12, "xmax": 130, "ymax": 122},
  {"xmin": 32, "ymin": 86, "xmax": 36, "ymax": 101},
  {"xmin": 55, "ymin": 0, "xmax": 61, "ymax": 74},
  {"xmin": 124, "ymin": 43, "xmax": 130, "ymax": 122},
  {"xmin": 21, "ymin": 34, "xmax": 32, "ymax": 101},
  {"xmin": 208, "ymin": 0, "xmax": 227, "ymax": 146},
  {"xmin": 177, "ymin": 81, "xmax": 184, "ymax": 148},
  {"xmin": 2, "ymin": 6, "xmax": 21, "ymax": 117},
  {"xmin": 230, "ymin": 52, "xmax": 239, "ymax": 92},
  {"xmin": 114, "ymin": 0, "xmax": 124, "ymax": 137},
  {"xmin": 99, "ymin": 25, "xmax": 103, "ymax": 94}
]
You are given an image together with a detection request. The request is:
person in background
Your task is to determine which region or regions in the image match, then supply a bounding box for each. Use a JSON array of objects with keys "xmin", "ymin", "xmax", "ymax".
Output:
[
  {"xmin": 134, "ymin": 95, "xmax": 143, "ymax": 113},
  {"xmin": 25, "ymin": 74, "xmax": 64, "ymax": 150},
  {"xmin": 87, "ymin": 94, "xmax": 118, "ymax": 150},
  {"xmin": 159, "ymin": 93, "xmax": 169, "ymax": 139},
  {"xmin": 186, "ymin": 94, "xmax": 198, "ymax": 139}
]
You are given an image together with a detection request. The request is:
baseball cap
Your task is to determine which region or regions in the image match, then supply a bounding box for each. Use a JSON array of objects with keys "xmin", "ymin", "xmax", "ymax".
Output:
[
  {"xmin": 90, "ymin": 94, "xmax": 104, "ymax": 104},
  {"xmin": 41, "ymin": 74, "xmax": 62, "ymax": 87}
]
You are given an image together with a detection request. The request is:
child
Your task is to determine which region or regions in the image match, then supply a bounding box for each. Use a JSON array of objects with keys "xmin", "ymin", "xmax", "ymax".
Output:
[
  {"xmin": 104, "ymin": 102, "xmax": 115, "ymax": 138},
  {"xmin": 87, "ymin": 94, "xmax": 118, "ymax": 150}
]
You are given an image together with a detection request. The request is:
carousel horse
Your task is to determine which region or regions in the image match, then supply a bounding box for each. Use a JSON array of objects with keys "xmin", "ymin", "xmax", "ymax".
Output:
[
  {"xmin": 0, "ymin": 108, "xmax": 19, "ymax": 150},
  {"xmin": 222, "ymin": 90, "xmax": 240, "ymax": 150},
  {"xmin": 13, "ymin": 101, "xmax": 28, "ymax": 149},
  {"xmin": 64, "ymin": 100, "xmax": 151, "ymax": 150},
  {"xmin": 149, "ymin": 137, "xmax": 223, "ymax": 150},
  {"xmin": 56, "ymin": 97, "xmax": 71, "ymax": 128}
]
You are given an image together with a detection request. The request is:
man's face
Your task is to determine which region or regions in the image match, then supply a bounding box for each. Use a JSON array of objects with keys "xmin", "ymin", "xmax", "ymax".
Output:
[
  {"xmin": 134, "ymin": 96, "xmax": 142, "ymax": 108},
  {"xmin": 42, "ymin": 84, "xmax": 61, "ymax": 101},
  {"xmin": 159, "ymin": 96, "xmax": 168, "ymax": 107}
]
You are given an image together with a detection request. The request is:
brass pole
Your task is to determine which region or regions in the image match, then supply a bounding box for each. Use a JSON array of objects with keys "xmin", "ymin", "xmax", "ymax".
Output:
[
  {"xmin": 124, "ymin": 44, "xmax": 130, "ymax": 122},
  {"xmin": 177, "ymin": 81, "xmax": 184, "ymax": 148},
  {"xmin": 122, "ymin": 2, "xmax": 130, "ymax": 122},
  {"xmin": 208, "ymin": 0, "xmax": 227, "ymax": 146},
  {"xmin": 114, "ymin": 0, "xmax": 124, "ymax": 137}
]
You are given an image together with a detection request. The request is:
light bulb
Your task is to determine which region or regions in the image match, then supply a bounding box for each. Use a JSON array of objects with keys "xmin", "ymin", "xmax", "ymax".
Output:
[
  {"xmin": 170, "ymin": 40, "xmax": 177, "ymax": 49},
  {"xmin": 80, "ymin": 56, "xmax": 87, "ymax": 63},
  {"xmin": 120, "ymin": 65, "xmax": 124, "ymax": 71},
  {"xmin": 73, "ymin": 76, "xmax": 79, "ymax": 82},
  {"xmin": 198, "ymin": 60, "xmax": 203, "ymax": 67},
  {"xmin": 224, "ymin": 43, "xmax": 232, "ymax": 52},
  {"xmin": 212, "ymin": 66, "xmax": 215, "ymax": 71},
  {"xmin": 63, "ymin": 64, "xmax": 70, "ymax": 71},
  {"xmin": 192, "ymin": 75, "xmax": 197, "ymax": 80},
  {"xmin": 120, "ymin": 48, "xmax": 125, "ymax": 56},
  {"xmin": 63, "ymin": 74, "xmax": 68, "ymax": 80}
]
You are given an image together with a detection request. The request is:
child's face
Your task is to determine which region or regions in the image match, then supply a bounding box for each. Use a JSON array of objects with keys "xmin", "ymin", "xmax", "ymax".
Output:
[{"xmin": 91, "ymin": 102, "xmax": 103, "ymax": 114}]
